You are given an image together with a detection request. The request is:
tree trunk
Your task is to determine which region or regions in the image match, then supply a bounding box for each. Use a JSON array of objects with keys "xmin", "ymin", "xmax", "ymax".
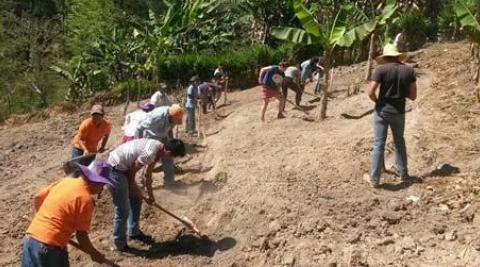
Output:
[
  {"xmin": 319, "ymin": 55, "xmax": 331, "ymax": 120},
  {"xmin": 365, "ymin": 33, "xmax": 376, "ymax": 81}
]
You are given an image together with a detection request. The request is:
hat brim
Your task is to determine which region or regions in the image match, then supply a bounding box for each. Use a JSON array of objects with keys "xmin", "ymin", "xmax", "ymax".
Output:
[
  {"xmin": 141, "ymin": 104, "xmax": 155, "ymax": 112},
  {"xmin": 78, "ymin": 164, "xmax": 114, "ymax": 187},
  {"xmin": 375, "ymin": 53, "xmax": 407, "ymax": 65},
  {"xmin": 90, "ymin": 111, "xmax": 105, "ymax": 116}
]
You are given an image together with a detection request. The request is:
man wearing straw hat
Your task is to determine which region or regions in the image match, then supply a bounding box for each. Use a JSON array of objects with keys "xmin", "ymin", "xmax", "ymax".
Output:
[
  {"xmin": 22, "ymin": 160, "xmax": 115, "ymax": 266},
  {"xmin": 364, "ymin": 43, "xmax": 417, "ymax": 188}
]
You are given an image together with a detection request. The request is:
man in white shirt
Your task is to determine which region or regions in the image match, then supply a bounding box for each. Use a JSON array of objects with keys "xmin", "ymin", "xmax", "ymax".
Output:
[
  {"xmin": 107, "ymin": 138, "xmax": 185, "ymax": 251},
  {"xmin": 122, "ymin": 103, "xmax": 155, "ymax": 143},
  {"xmin": 150, "ymin": 90, "xmax": 172, "ymax": 107}
]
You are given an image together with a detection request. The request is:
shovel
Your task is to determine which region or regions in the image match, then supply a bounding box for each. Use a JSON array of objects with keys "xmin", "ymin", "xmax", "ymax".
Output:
[
  {"xmin": 62, "ymin": 153, "xmax": 97, "ymax": 174},
  {"xmin": 144, "ymin": 198, "xmax": 202, "ymax": 236}
]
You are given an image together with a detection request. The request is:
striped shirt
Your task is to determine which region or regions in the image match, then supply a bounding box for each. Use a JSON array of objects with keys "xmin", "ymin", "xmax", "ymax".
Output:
[{"xmin": 108, "ymin": 139, "xmax": 167, "ymax": 171}]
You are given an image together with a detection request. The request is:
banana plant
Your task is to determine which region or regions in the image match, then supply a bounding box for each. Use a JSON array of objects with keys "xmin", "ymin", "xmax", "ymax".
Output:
[
  {"xmin": 50, "ymin": 56, "xmax": 94, "ymax": 103},
  {"xmin": 271, "ymin": 0, "xmax": 379, "ymax": 119},
  {"xmin": 454, "ymin": 0, "xmax": 480, "ymax": 42}
]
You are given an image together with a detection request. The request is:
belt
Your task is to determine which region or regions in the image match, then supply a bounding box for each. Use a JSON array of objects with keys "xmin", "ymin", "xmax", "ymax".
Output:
[{"xmin": 25, "ymin": 235, "xmax": 67, "ymax": 251}]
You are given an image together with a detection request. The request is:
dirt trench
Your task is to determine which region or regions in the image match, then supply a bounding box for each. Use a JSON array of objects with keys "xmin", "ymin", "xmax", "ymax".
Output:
[{"xmin": 1, "ymin": 41, "xmax": 480, "ymax": 266}]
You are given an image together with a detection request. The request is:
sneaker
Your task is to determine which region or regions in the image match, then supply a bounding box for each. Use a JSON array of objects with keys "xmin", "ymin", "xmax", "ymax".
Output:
[
  {"xmin": 128, "ymin": 231, "xmax": 155, "ymax": 244},
  {"xmin": 110, "ymin": 244, "xmax": 132, "ymax": 253},
  {"xmin": 363, "ymin": 173, "xmax": 379, "ymax": 188},
  {"xmin": 400, "ymin": 174, "xmax": 411, "ymax": 182}
]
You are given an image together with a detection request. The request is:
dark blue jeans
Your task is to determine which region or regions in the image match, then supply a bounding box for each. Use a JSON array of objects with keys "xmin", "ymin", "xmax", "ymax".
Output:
[
  {"xmin": 71, "ymin": 147, "xmax": 95, "ymax": 166},
  {"xmin": 21, "ymin": 237, "xmax": 69, "ymax": 267}
]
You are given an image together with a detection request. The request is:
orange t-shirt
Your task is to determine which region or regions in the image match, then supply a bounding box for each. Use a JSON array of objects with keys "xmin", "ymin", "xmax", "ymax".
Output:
[
  {"xmin": 72, "ymin": 118, "xmax": 111, "ymax": 152},
  {"xmin": 27, "ymin": 178, "xmax": 95, "ymax": 248}
]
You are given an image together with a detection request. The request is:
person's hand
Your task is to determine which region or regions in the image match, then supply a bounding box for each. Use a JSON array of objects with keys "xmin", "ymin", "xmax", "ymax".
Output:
[
  {"xmin": 90, "ymin": 251, "xmax": 106, "ymax": 263},
  {"xmin": 144, "ymin": 195, "xmax": 155, "ymax": 205}
]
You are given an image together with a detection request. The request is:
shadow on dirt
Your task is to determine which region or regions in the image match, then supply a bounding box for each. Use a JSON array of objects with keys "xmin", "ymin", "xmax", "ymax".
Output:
[
  {"xmin": 379, "ymin": 176, "xmax": 423, "ymax": 191},
  {"xmin": 126, "ymin": 235, "xmax": 236, "ymax": 259},
  {"xmin": 420, "ymin": 163, "xmax": 460, "ymax": 179},
  {"xmin": 296, "ymin": 105, "xmax": 316, "ymax": 111},
  {"xmin": 341, "ymin": 109, "xmax": 374, "ymax": 120}
]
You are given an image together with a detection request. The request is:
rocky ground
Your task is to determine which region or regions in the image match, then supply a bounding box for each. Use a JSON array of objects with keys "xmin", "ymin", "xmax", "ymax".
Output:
[{"xmin": 1, "ymin": 41, "xmax": 480, "ymax": 266}]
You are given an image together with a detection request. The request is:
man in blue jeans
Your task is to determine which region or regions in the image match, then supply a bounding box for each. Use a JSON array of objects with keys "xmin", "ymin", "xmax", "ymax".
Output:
[
  {"xmin": 365, "ymin": 44, "xmax": 417, "ymax": 188},
  {"xmin": 107, "ymin": 138, "xmax": 185, "ymax": 251},
  {"xmin": 185, "ymin": 75, "xmax": 200, "ymax": 135}
]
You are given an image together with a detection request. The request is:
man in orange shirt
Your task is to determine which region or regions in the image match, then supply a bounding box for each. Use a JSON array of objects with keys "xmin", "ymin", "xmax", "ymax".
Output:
[
  {"xmin": 22, "ymin": 160, "xmax": 115, "ymax": 266},
  {"xmin": 71, "ymin": 105, "xmax": 111, "ymax": 165}
]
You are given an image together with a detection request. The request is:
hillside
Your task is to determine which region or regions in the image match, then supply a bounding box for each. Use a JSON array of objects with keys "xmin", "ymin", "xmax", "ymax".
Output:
[{"xmin": 1, "ymin": 41, "xmax": 480, "ymax": 266}]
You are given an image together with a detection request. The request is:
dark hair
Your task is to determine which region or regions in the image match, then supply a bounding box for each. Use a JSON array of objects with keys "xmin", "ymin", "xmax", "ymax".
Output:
[
  {"xmin": 383, "ymin": 56, "xmax": 400, "ymax": 63},
  {"xmin": 165, "ymin": 139, "xmax": 186, "ymax": 157},
  {"xmin": 310, "ymin": 56, "xmax": 319, "ymax": 67}
]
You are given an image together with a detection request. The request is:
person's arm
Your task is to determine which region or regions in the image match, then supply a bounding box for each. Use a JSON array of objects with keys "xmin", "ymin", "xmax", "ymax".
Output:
[
  {"xmin": 98, "ymin": 134, "xmax": 109, "ymax": 153},
  {"xmin": 367, "ymin": 81, "xmax": 380, "ymax": 103},
  {"xmin": 295, "ymin": 70, "xmax": 301, "ymax": 85},
  {"xmin": 187, "ymin": 85, "xmax": 195, "ymax": 99},
  {"xmin": 143, "ymin": 162, "xmax": 156, "ymax": 204},
  {"xmin": 407, "ymin": 82, "xmax": 417, "ymax": 101},
  {"xmin": 258, "ymin": 66, "xmax": 271, "ymax": 84},
  {"xmin": 79, "ymin": 140, "xmax": 90, "ymax": 154},
  {"xmin": 77, "ymin": 122, "xmax": 91, "ymax": 154},
  {"xmin": 75, "ymin": 231, "xmax": 106, "ymax": 263},
  {"xmin": 128, "ymin": 161, "xmax": 143, "ymax": 198}
]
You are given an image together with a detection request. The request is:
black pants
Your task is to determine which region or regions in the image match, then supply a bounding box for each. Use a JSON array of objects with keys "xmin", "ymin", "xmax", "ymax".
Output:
[{"xmin": 282, "ymin": 77, "xmax": 303, "ymax": 106}]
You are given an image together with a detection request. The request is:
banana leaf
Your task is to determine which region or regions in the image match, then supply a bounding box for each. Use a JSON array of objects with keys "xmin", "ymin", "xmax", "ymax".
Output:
[
  {"xmin": 454, "ymin": 0, "xmax": 480, "ymax": 42},
  {"xmin": 271, "ymin": 27, "xmax": 317, "ymax": 45}
]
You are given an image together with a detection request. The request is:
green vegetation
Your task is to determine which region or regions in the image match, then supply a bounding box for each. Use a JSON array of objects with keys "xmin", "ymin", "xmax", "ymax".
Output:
[{"xmin": 0, "ymin": 0, "xmax": 478, "ymax": 121}]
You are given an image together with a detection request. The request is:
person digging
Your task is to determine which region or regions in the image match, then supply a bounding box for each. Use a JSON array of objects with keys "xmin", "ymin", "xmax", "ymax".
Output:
[
  {"xmin": 282, "ymin": 64, "xmax": 303, "ymax": 109},
  {"xmin": 258, "ymin": 62, "xmax": 287, "ymax": 121},
  {"xmin": 136, "ymin": 104, "xmax": 184, "ymax": 186},
  {"xmin": 71, "ymin": 104, "xmax": 111, "ymax": 166},
  {"xmin": 364, "ymin": 43, "xmax": 417, "ymax": 188},
  {"xmin": 22, "ymin": 160, "xmax": 115, "ymax": 266},
  {"xmin": 107, "ymin": 138, "xmax": 186, "ymax": 252}
]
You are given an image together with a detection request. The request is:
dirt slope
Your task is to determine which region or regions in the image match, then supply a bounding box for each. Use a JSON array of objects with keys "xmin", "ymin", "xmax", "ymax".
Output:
[{"xmin": 1, "ymin": 41, "xmax": 480, "ymax": 266}]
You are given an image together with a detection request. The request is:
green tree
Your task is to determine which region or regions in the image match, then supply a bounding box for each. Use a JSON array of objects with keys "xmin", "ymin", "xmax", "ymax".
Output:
[{"xmin": 271, "ymin": 0, "xmax": 378, "ymax": 119}]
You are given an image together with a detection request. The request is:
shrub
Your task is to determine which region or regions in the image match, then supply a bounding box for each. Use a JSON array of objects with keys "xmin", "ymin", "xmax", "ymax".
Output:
[
  {"xmin": 389, "ymin": 8, "xmax": 428, "ymax": 50},
  {"xmin": 156, "ymin": 43, "xmax": 311, "ymax": 89}
]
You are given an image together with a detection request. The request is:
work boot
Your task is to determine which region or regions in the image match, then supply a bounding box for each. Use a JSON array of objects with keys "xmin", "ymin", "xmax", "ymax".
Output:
[
  {"xmin": 110, "ymin": 244, "xmax": 132, "ymax": 253},
  {"xmin": 363, "ymin": 173, "xmax": 379, "ymax": 188},
  {"xmin": 128, "ymin": 231, "xmax": 155, "ymax": 245}
]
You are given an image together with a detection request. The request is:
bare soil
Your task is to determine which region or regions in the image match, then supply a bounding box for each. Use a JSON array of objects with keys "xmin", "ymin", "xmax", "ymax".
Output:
[{"xmin": 1, "ymin": 41, "xmax": 480, "ymax": 266}]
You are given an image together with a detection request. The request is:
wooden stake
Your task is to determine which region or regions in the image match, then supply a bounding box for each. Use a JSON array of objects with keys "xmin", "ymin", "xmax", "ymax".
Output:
[{"xmin": 223, "ymin": 77, "xmax": 229, "ymax": 105}]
